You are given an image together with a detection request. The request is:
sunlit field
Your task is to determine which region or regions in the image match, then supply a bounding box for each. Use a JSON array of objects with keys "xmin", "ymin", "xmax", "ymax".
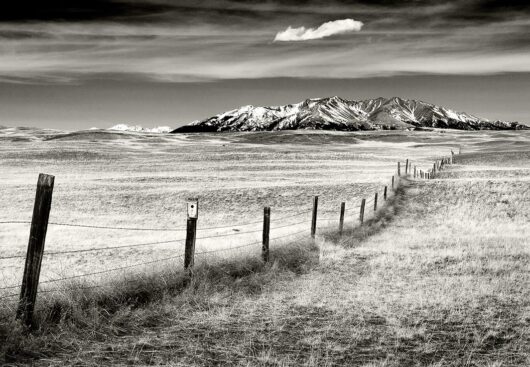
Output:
[
  {"xmin": 0, "ymin": 128, "xmax": 464, "ymax": 292},
  {"xmin": 1, "ymin": 127, "xmax": 529, "ymax": 365},
  {"xmin": 1, "ymin": 128, "xmax": 528, "ymax": 294}
]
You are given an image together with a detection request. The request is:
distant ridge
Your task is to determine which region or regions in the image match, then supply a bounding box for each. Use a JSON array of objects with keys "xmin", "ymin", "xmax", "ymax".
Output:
[{"xmin": 172, "ymin": 97, "xmax": 526, "ymax": 133}]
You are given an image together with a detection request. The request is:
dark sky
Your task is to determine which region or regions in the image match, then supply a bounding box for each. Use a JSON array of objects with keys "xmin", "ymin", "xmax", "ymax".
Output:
[{"xmin": 0, "ymin": 0, "xmax": 529, "ymax": 129}]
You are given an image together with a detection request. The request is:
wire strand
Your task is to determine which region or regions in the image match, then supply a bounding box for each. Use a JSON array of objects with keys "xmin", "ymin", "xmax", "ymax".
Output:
[
  {"xmin": 195, "ymin": 242, "xmax": 260, "ymax": 256},
  {"xmin": 44, "ymin": 239, "xmax": 185, "ymax": 256},
  {"xmin": 37, "ymin": 254, "xmax": 185, "ymax": 286}
]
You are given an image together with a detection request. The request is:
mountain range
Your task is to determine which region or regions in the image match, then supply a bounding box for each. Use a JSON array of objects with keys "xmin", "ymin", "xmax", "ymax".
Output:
[{"xmin": 171, "ymin": 96, "xmax": 525, "ymax": 133}]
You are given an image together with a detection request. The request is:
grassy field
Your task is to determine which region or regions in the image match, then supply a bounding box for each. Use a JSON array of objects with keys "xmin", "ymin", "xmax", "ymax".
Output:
[
  {"xmin": 0, "ymin": 128, "xmax": 466, "ymax": 292},
  {"xmin": 0, "ymin": 127, "xmax": 529, "ymax": 365}
]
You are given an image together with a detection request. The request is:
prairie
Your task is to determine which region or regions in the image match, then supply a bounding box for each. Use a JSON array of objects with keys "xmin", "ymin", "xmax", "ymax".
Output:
[
  {"xmin": 0, "ymin": 128, "xmax": 471, "ymax": 292},
  {"xmin": 0, "ymin": 127, "xmax": 529, "ymax": 365}
]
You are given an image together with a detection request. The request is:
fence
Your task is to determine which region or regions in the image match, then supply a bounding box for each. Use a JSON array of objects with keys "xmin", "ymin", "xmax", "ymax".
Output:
[{"xmin": 0, "ymin": 151, "xmax": 456, "ymax": 327}]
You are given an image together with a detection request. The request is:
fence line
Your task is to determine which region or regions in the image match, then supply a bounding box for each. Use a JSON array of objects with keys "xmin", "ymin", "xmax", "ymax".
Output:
[{"xmin": 0, "ymin": 152, "xmax": 455, "ymax": 327}]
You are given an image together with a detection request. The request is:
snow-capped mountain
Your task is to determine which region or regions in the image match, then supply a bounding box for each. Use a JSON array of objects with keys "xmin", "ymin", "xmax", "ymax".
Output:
[
  {"xmin": 172, "ymin": 96, "xmax": 524, "ymax": 132},
  {"xmin": 108, "ymin": 124, "xmax": 172, "ymax": 133}
]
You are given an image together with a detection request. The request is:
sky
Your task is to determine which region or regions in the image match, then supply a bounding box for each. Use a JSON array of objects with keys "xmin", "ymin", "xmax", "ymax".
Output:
[{"xmin": 0, "ymin": 0, "xmax": 529, "ymax": 129}]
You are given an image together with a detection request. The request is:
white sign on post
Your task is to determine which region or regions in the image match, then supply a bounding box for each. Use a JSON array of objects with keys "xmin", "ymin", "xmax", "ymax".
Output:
[{"xmin": 187, "ymin": 198, "xmax": 199, "ymax": 219}]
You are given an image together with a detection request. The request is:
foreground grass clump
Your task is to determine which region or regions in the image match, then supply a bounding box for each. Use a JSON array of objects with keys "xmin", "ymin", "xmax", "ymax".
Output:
[{"xmin": 0, "ymin": 239, "xmax": 318, "ymax": 364}]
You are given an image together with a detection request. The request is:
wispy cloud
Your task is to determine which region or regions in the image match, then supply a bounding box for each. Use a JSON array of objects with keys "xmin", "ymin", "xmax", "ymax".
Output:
[
  {"xmin": 0, "ymin": 1, "xmax": 529, "ymax": 83},
  {"xmin": 273, "ymin": 19, "xmax": 363, "ymax": 42}
]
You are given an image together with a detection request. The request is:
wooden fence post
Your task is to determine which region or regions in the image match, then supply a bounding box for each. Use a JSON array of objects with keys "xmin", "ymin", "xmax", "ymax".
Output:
[
  {"xmin": 359, "ymin": 198, "xmax": 366, "ymax": 225},
  {"xmin": 383, "ymin": 186, "xmax": 387, "ymax": 200},
  {"xmin": 405, "ymin": 159, "xmax": 409, "ymax": 175},
  {"xmin": 311, "ymin": 196, "xmax": 318, "ymax": 239},
  {"xmin": 397, "ymin": 162, "xmax": 401, "ymax": 176},
  {"xmin": 374, "ymin": 193, "xmax": 378, "ymax": 212},
  {"xmin": 414, "ymin": 166, "xmax": 417, "ymax": 178},
  {"xmin": 450, "ymin": 151, "xmax": 454, "ymax": 164},
  {"xmin": 391, "ymin": 175, "xmax": 395, "ymax": 190},
  {"xmin": 433, "ymin": 163, "xmax": 436, "ymax": 177},
  {"xmin": 262, "ymin": 207, "xmax": 270, "ymax": 262},
  {"xmin": 339, "ymin": 202, "xmax": 345, "ymax": 236},
  {"xmin": 16, "ymin": 173, "xmax": 54, "ymax": 328},
  {"xmin": 184, "ymin": 198, "xmax": 198, "ymax": 272}
]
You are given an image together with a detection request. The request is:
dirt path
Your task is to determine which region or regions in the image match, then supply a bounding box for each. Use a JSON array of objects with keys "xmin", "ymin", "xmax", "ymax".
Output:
[{"xmin": 36, "ymin": 151, "xmax": 530, "ymax": 366}]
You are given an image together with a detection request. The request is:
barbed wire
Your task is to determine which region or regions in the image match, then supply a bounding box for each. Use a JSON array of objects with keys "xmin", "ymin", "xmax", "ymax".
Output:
[
  {"xmin": 270, "ymin": 218, "xmax": 309, "ymax": 230},
  {"xmin": 195, "ymin": 242, "xmax": 260, "ymax": 256},
  {"xmin": 0, "ymin": 283, "xmax": 23, "ymax": 291},
  {"xmin": 0, "ymin": 254, "xmax": 26, "ymax": 260},
  {"xmin": 36, "ymin": 254, "xmax": 186, "ymax": 286},
  {"xmin": 0, "ymin": 292, "xmax": 19, "ymax": 300},
  {"xmin": 45, "ymin": 239, "xmax": 185, "ymax": 256},
  {"xmin": 3, "ymin": 229, "xmax": 312, "ymax": 297},
  {"xmin": 0, "ymin": 209, "xmax": 312, "ymax": 233}
]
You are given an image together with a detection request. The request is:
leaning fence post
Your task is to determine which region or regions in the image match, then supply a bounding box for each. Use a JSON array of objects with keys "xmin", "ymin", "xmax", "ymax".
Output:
[
  {"xmin": 359, "ymin": 198, "xmax": 366, "ymax": 225},
  {"xmin": 374, "ymin": 193, "xmax": 378, "ymax": 212},
  {"xmin": 17, "ymin": 173, "xmax": 54, "ymax": 328},
  {"xmin": 339, "ymin": 202, "xmax": 345, "ymax": 236},
  {"xmin": 383, "ymin": 186, "xmax": 387, "ymax": 200},
  {"xmin": 311, "ymin": 196, "xmax": 318, "ymax": 239},
  {"xmin": 184, "ymin": 198, "xmax": 198, "ymax": 272},
  {"xmin": 405, "ymin": 159, "xmax": 409, "ymax": 175},
  {"xmin": 397, "ymin": 162, "xmax": 401, "ymax": 176},
  {"xmin": 262, "ymin": 207, "xmax": 270, "ymax": 262}
]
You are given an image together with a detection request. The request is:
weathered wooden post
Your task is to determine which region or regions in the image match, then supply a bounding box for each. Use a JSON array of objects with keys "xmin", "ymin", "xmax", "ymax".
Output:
[
  {"xmin": 383, "ymin": 186, "xmax": 387, "ymax": 200},
  {"xmin": 17, "ymin": 173, "xmax": 54, "ymax": 328},
  {"xmin": 450, "ymin": 151, "xmax": 454, "ymax": 164},
  {"xmin": 359, "ymin": 198, "xmax": 366, "ymax": 225},
  {"xmin": 184, "ymin": 198, "xmax": 198, "ymax": 272},
  {"xmin": 433, "ymin": 163, "xmax": 436, "ymax": 177},
  {"xmin": 262, "ymin": 207, "xmax": 270, "ymax": 262},
  {"xmin": 373, "ymin": 193, "xmax": 378, "ymax": 212},
  {"xmin": 405, "ymin": 159, "xmax": 409, "ymax": 175},
  {"xmin": 311, "ymin": 196, "xmax": 318, "ymax": 239},
  {"xmin": 338, "ymin": 202, "xmax": 345, "ymax": 236},
  {"xmin": 397, "ymin": 162, "xmax": 401, "ymax": 176},
  {"xmin": 391, "ymin": 175, "xmax": 395, "ymax": 190}
]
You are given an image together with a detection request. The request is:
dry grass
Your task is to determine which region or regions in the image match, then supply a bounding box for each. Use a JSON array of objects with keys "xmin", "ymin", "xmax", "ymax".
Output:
[
  {"xmin": 0, "ymin": 130, "xmax": 529, "ymax": 365},
  {"xmin": 0, "ymin": 238, "xmax": 319, "ymax": 365}
]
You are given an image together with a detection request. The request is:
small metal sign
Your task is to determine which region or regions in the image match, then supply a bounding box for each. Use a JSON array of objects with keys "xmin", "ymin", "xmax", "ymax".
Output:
[{"xmin": 187, "ymin": 198, "xmax": 199, "ymax": 219}]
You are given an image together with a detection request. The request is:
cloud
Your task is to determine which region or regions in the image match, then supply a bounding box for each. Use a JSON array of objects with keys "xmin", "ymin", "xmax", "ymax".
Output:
[{"xmin": 273, "ymin": 19, "xmax": 363, "ymax": 42}]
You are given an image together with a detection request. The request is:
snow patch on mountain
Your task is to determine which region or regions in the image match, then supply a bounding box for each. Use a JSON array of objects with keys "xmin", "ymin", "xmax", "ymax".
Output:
[{"xmin": 108, "ymin": 124, "xmax": 171, "ymax": 133}]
